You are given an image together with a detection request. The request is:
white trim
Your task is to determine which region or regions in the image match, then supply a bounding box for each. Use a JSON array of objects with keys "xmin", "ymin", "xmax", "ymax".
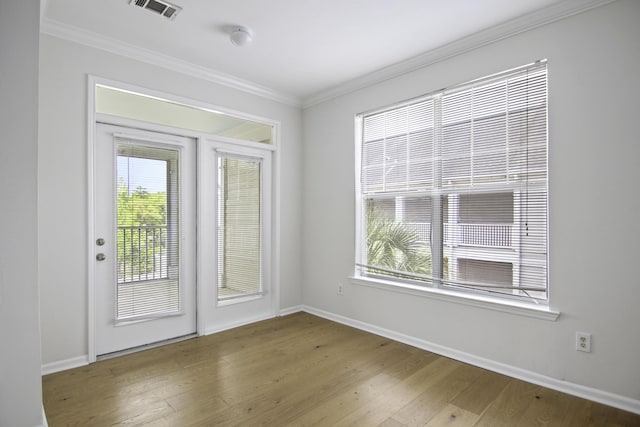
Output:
[
  {"xmin": 41, "ymin": 355, "xmax": 89, "ymax": 376},
  {"xmin": 211, "ymin": 139, "xmax": 275, "ymax": 317},
  {"xmin": 203, "ymin": 313, "xmax": 276, "ymax": 336},
  {"xmin": 96, "ymin": 113, "xmax": 276, "ymax": 153},
  {"xmin": 350, "ymin": 276, "xmax": 560, "ymax": 321},
  {"xmin": 41, "ymin": 19, "xmax": 301, "ymax": 107},
  {"xmin": 93, "ymin": 76, "xmax": 281, "ymax": 147},
  {"xmin": 41, "ymin": 1, "xmax": 613, "ymax": 109},
  {"xmin": 89, "ymin": 76, "xmax": 282, "ymax": 347},
  {"xmin": 42, "ymin": 405, "xmax": 48, "ymax": 427},
  {"xmin": 302, "ymin": 305, "xmax": 640, "ymax": 415},
  {"xmin": 196, "ymin": 136, "xmax": 206, "ymax": 337},
  {"xmin": 279, "ymin": 305, "xmax": 304, "ymax": 316},
  {"xmin": 87, "ymin": 76, "xmax": 98, "ymax": 363},
  {"xmin": 40, "ymin": 304, "xmax": 640, "ymax": 414},
  {"xmin": 272, "ymin": 121, "xmax": 282, "ymax": 318},
  {"xmin": 301, "ymin": 0, "xmax": 615, "ymax": 107}
]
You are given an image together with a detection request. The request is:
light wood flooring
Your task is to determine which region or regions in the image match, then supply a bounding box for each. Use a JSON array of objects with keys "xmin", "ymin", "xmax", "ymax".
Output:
[{"xmin": 43, "ymin": 312, "xmax": 640, "ymax": 426}]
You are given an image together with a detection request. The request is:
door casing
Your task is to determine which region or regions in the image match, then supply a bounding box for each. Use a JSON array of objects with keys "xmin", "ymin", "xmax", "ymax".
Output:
[
  {"xmin": 88, "ymin": 76, "xmax": 281, "ymax": 362},
  {"xmin": 94, "ymin": 123, "xmax": 197, "ymax": 356}
]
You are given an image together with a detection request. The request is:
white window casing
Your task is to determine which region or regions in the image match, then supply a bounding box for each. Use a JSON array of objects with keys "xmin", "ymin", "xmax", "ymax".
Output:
[{"xmin": 356, "ymin": 61, "xmax": 549, "ymax": 305}]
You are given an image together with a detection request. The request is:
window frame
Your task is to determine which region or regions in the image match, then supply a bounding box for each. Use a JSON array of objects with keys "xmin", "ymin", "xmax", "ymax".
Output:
[
  {"xmin": 87, "ymin": 75, "xmax": 282, "ymax": 362},
  {"xmin": 114, "ymin": 140, "xmax": 183, "ymax": 322},
  {"xmin": 215, "ymin": 150, "xmax": 266, "ymax": 304},
  {"xmin": 353, "ymin": 61, "xmax": 555, "ymax": 317}
]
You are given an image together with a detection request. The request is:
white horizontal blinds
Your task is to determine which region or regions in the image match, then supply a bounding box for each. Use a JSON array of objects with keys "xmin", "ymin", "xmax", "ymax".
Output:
[
  {"xmin": 361, "ymin": 99, "xmax": 437, "ymax": 284},
  {"xmin": 441, "ymin": 64, "xmax": 547, "ymax": 185},
  {"xmin": 360, "ymin": 61, "xmax": 548, "ymax": 301},
  {"xmin": 115, "ymin": 140, "xmax": 181, "ymax": 320},
  {"xmin": 441, "ymin": 63, "xmax": 548, "ymax": 299},
  {"xmin": 362, "ymin": 99, "xmax": 435, "ymax": 193},
  {"xmin": 217, "ymin": 154, "xmax": 262, "ymax": 301}
]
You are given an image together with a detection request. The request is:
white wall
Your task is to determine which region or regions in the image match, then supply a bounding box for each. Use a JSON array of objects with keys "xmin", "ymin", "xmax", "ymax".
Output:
[
  {"xmin": 303, "ymin": 0, "xmax": 640, "ymax": 406},
  {"xmin": 38, "ymin": 35, "xmax": 303, "ymax": 365},
  {"xmin": 0, "ymin": 1, "xmax": 44, "ymax": 426}
]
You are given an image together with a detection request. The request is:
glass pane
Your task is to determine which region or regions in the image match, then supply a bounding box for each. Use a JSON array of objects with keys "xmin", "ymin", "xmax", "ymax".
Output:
[
  {"xmin": 458, "ymin": 259, "xmax": 513, "ymax": 286},
  {"xmin": 116, "ymin": 142, "xmax": 180, "ymax": 320},
  {"xmin": 97, "ymin": 85, "xmax": 273, "ymax": 144},
  {"xmin": 359, "ymin": 62, "xmax": 547, "ymax": 301},
  {"xmin": 217, "ymin": 155, "xmax": 262, "ymax": 301},
  {"xmin": 363, "ymin": 195, "xmax": 443, "ymax": 284}
]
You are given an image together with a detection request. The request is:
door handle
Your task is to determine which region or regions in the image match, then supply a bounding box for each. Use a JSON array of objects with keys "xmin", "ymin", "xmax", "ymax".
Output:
[
  {"xmin": 96, "ymin": 253, "xmax": 106, "ymax": 261},
  {"xmin": 96, "ymin": 238, "xmax": 105, "ymax": 246}
]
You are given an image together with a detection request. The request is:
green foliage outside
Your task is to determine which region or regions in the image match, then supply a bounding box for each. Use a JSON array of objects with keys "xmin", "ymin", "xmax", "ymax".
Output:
[
  {"xmin": 117, "ymin": 179, "xmax": 168, "ymax": 281},
  {"xmin": 366, "ymin": 204, "xmax": 447, "ymax": 281},
  {"xmin": 366, "ymin": 204, "xmax": 432, "ymax": 279},
  {"xmin": 117, "ymin": 179, "xmax": 167, "ymax": 226}
]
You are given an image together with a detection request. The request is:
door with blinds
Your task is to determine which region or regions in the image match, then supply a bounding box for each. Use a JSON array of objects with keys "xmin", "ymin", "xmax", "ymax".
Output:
[
  {"xmin": 95, "ymin": 123, "xmax": 196, "ymax": 356},
  {"xmin": 199, "ymin": 139, "xmax": 274, "ymax": 331}
]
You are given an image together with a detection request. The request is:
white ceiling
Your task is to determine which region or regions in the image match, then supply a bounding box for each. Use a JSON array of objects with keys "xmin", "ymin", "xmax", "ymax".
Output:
[{"xmin": 41, "ymin": 0, "xmax": 606, "ymax": 106}]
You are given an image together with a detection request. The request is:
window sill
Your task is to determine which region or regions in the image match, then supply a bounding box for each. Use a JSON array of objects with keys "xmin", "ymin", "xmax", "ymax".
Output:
[
  {"xmin": 216, "ymin": 293, "xmax": 264, "ymax": 307},
  {"xmin": 349, "ymin": 276, "xmax": 560, "ymax": 321}
]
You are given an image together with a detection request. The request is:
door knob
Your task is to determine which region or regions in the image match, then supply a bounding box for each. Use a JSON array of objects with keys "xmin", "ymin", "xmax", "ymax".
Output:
[
  {"xmin": 96, "ymin": 238, "xmax": 105, "ymax": 246},
  {"xmin": 96, "ymin": 253, "xmax": 106, "ymax": 261}
]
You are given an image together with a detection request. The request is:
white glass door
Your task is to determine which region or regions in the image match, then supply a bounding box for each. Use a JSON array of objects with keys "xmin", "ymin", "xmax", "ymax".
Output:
[
  {"xmin": 199, "ymin": 139, "xmax": 274, "ymax": 332},
  {"xmin": 94, "ymin": 123, "xmax": 196, "ymax": 356}
]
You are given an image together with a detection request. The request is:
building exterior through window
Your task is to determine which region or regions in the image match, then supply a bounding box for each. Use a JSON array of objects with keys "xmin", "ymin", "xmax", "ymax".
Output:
[{"xmin": 357, "ymin": 61, "xmax": 548, "ymax": 302}]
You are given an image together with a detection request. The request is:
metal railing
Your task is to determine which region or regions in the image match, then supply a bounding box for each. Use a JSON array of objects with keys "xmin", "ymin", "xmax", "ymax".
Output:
[
  {"xmin": 406, "ymin": 222, "xmax": 513, "ymax": 248},
  {"xmin": 453, "ymin": 223, "xmax": 512, "ymax": 248},
  {"xmin": 405, "ymin": 222, "xmax": 431, "ymax": 244},
  {"xmin": 117, "ymin": 225, "xmax": 168, "ymax": 283}
]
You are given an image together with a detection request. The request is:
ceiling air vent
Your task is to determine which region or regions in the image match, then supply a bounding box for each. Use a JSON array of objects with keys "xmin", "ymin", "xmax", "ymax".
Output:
[{"xmin": 130, "ymin": 0, "xmax": 182, "ymax": 20}]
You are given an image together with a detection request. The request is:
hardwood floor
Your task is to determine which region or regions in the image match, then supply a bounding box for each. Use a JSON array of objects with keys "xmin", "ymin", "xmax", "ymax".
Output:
[{"xmin": 43, "ymin": 313, "xmax": 640, "ymax": 426}]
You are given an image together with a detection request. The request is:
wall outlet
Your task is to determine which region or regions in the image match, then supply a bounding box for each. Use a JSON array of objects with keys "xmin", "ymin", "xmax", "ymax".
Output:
[
  {"xmin": 576, "ymin": 332, "xmax": 592, "ymax": 353},
  {"xmin": 337, "ymin": 283, "xmax": 344, "ymax": 295}
]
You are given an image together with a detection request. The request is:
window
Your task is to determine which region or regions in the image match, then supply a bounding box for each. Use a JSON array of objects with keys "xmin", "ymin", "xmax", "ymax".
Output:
[
  {"xmin": 96, "ymin": 85, "xmax": 274, "ymax": 144},
  {"xmin": 217, "ymin": 153, "xmax": 263, "ymax": 302},
  {"xmin": 116, "ymin": 142, "xmax": 181, "ymax": 320},
  {"xmin": 356, "ymin": 61, "xmax": 548, "ymax": 302}
]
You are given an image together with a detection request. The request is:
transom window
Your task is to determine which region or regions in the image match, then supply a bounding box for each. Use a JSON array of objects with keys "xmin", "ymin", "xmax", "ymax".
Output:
[{"xmin": 356, "ymin": 61, "xmax": 548, "ymax": 303}]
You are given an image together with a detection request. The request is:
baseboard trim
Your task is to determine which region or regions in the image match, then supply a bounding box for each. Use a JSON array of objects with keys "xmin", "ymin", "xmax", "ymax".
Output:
[
  {"xmin": 302, "ymin": 305, "xmax": 640, "ymax": 415},
  {"xmin": 41, "ymin": 306, "xmax": 640, "ymax": 414},
  {"xmin": 279, "ymin": 305, "xmax": 304, "ymax": 316},
  {"xmin": 41, "ymin": 313, "xmax": 279, "ymax": 375},
  {"xmin": 41, "ymin": 355, "xmax": 89, "ymax": 376}
]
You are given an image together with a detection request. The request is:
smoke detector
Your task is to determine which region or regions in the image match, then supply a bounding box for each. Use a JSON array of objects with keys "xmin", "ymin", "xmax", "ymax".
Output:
[
  {"xmin": 230, "ymin": 27, "xmax": 253, "ymax": 47},
  {"xmin": 130, "ymin": 0, "xmax": 182, "ymax": 20}
]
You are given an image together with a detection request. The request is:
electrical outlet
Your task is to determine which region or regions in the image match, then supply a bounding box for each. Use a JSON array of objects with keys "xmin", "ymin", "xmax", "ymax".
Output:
[
  {"xmin": 337, "ymin": 283, "xmax": 344, "ymax": 295},
  {"xmin": 576, "ymin": 332, "xmax": 592, "ymax": 353}
]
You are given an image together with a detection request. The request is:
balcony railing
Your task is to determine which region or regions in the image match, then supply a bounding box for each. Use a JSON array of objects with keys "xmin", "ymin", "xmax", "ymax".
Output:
[
  {"xmin": 117, "ymin": 225, "xmax": 168, "ymax": 283},
  {"xmin": 406, "ymin": 222, "xmax": 513, "ymax": 249},
  {"xmin": 405, "ymin": 222, "xmax": 432, "ymax": 244},
  {"xmin": 453, "ymin": 223, "xmax": 512, "ymax": 248}
]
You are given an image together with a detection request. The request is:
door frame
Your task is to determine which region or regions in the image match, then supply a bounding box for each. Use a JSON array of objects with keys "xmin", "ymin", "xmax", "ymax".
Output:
[
  {"xmin": 197, "ymin": 139, "xmax": 274, "ymax": 334},
  {"xmin": 94, "ymin": 124, "xmax": 198, "ymax": 355},
  {"xmin": 87, "ymin": 76, "xmax": 281, "ymax": 362}
]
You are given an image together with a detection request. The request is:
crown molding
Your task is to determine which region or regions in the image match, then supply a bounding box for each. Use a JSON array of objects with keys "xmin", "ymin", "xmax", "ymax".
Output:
[
  {"xmin": 40, "ymin": 18, "xmax": 302, "ymax": 108},
  {"xmin": 40, "ymin": 0, "xmax": 615, "ymax": 110},
  {"xmin": 302, "ymin": 0, "xmax": 616, "ymax": 108}
]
